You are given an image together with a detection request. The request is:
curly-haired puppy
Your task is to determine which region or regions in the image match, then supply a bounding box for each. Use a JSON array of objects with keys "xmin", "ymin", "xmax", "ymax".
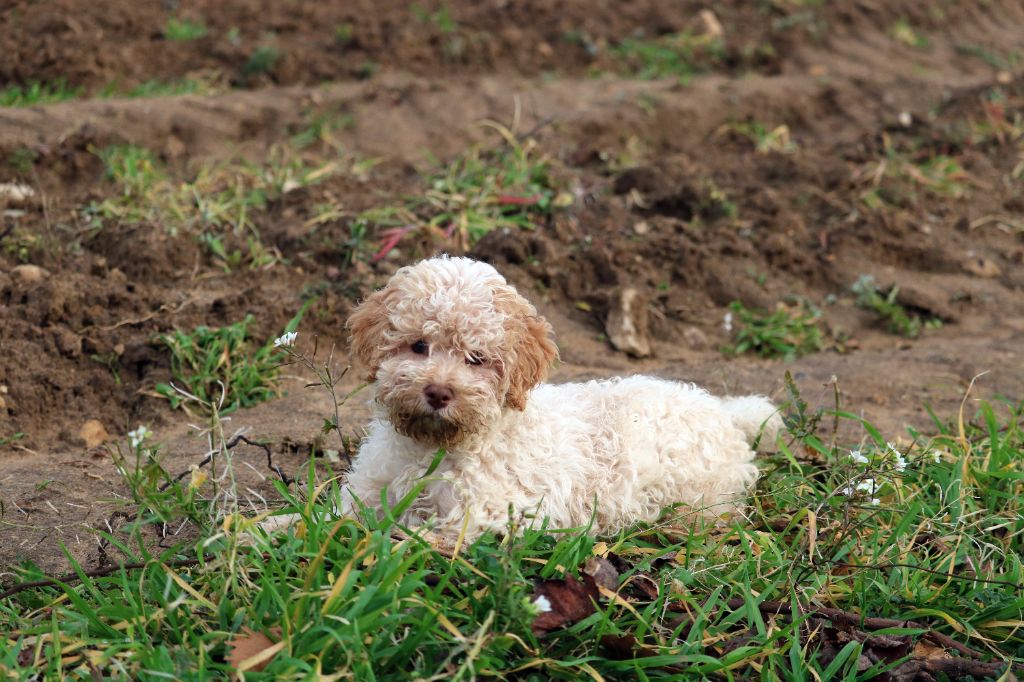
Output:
[{"xmin": 343, "ymin": 256, "xmax": 779, "ymax": 540}]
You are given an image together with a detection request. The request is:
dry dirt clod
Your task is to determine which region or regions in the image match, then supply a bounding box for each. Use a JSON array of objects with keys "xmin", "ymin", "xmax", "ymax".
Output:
[
  {"xmin": 55, "ymin": 330, "xmax": 84, "ymax": 358},
  {"xmin": 9, "ymin": 264, "xmax": 51, "ymax": 284},
  {"xmin": 79, "ymin": 420, "xmax": 110, "ymax": 449},
  {"xmin": 605, "ymin": 287, "xmax": 652, "ymax": 358}
]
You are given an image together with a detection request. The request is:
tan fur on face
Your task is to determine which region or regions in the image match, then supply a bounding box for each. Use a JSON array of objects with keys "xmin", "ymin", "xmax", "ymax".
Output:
[
  {"xmin": 346, "ymin": 284, "xmax": 397, "ymax": 382},
  {"xmin": 347, "ymin": 256, "xmax": 558, "ymax": 445},
  {"xmin": 495, "ymin": 289, "xmax": 557, "ymax": 410}
]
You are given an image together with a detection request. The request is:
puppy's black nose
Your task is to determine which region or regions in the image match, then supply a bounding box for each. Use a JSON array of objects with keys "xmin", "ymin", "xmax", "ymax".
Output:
[{"xmin": 424, "ymin": 384, "xmax": 454, "ymax": 410}]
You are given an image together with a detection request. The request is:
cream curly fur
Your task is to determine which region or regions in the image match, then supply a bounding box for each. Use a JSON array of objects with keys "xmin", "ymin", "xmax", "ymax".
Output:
[{"xmin": 342, "ymin": 256, "xmax": 779, "ymax": 540}]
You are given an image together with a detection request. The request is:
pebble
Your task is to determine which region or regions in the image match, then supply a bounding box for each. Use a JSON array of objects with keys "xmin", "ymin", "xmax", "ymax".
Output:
[{"xmin": 9, "ymin": 264, "xmax": 50, "ymax": 284}]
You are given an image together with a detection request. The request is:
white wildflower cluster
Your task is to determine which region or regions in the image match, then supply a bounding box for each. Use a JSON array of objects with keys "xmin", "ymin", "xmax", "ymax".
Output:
[
  {"xmin": 840, "ymin": 478, "xmax": 880, "ymax": 505},
  {"xmin": 848, "ymin": 449, "xmax": 869, "ymax": 465},
  {"xmin": 128, "ymin": 425, "xmax": 151, "ymax": 449},
  {"xmin": 273, "ymin": 331, "xmax": 298, "ymax": 348},
  {"xmin": 887, "ymin": 442, "xmax": 907, "ymax": 472},
  {"xmin": 722, "ymin": 312, "xmax": 734, "ymax": 334}
]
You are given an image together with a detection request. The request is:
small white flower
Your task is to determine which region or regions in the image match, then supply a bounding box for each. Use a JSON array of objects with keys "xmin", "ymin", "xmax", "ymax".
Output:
[
  {"xmin": 273, "ymin": 331, "xmax": 298, "ymax": 348},
  {"xmin": 855, "ymin": 479, "xmax": 876, "ymax": 494},
  {"xmin": 722, "ymin": 312, "xmax": 733, "ymax": 334},
  {"xmin": 930, "ymin": 451, "xmax": 942, "ymax": 464},
  {"xmin": 533, "ymin": 595, "xmax": 553, "ymax": 613},
  {"xmin": 849, "ymin": 449, "xmax": 868, "ymax": 465},
  {"xmin": 870, "ymin": 497, "xmax": 881, "ymax": 505},
  {"xmin": 128, "ymin": 425, "xmax": 151, "ymax": 449},
  {"xmin": 893, "ymin": 452, "xmax": 907, "ymax": 472}
]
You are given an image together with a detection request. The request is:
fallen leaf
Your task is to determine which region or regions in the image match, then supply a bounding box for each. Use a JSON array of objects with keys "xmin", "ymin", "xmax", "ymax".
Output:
[
  {"xmin": 227, "ymin": 627, "xmax": 284, "ymax": 674},
  {"xmin": 530, "ymin": 577, "xmax": 598, "ymax": 635},
  {"xmin": 912, "ymin": 640, "xmax": 950, "ymax": 660},
  {"xmin": 600, "ymin": 634, "xmax": 660, "ymax": 660}
]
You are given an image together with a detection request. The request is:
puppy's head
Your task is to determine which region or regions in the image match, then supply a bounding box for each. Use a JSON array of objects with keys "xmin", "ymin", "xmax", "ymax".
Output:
[{"xmin": 347, "ymin": 256, "xmax": 558, "ymax": 447}]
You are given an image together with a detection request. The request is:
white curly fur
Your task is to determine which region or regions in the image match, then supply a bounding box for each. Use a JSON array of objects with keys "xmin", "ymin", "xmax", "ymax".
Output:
[{"xmin": 343, "ymin": 255, "xmax": 780, "ymax": 540}]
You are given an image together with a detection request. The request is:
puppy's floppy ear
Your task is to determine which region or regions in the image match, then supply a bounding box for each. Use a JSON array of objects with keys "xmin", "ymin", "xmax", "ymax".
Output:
[
  {"xmin": 346, "ymin": 284, "xmax": 395, "ymax": 381},
  {"xmin": 500, "ymin": 292, "xmax": 558, "ymax": 411}
]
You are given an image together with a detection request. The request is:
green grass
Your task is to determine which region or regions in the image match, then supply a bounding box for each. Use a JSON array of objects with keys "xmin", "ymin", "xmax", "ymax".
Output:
[
  {"xmin": 851, "ymin": 275, "xmax": 938, "ymax": 339},
  {"xmin": 243, "ymin": 46, "xmax": 281, "ymax": 79},
  {"xmin": 0, "ymin": 80, "xmax": 82, "ymax": 107},
  {"xmin": 725, "ymin": 300, "xmax": 824, "ymax": 359},
  {"xmin": 359, "ymin": 126, "xmax": 570, "ymax": 259},
  {"xmin": 87, "ymin": 142, "xmax": 340, "ymax": 269},
  {"xmin": 889, "ymin": 19, "xmax": 929, "ymax": 50},
  {"xmin": 860, "ymin": 143, "xmax": 973, "ymax": 210},
  {"xmin": 611, "ymin": 32, "xmax": 725, "ymax": 83},
  {"xmin": 154, "ymin": 315, "xmax": 287, "ymax": 413},
  {"xmin": 2, "ymin": 389, "xmax": 1021, "ymax": 679},
  {"xmin": 165, "ymin": 17, "xmax": 209, "ymax": 42},
  {"xmin": 727, "ymin": 121, "xmax": 798, "ymax": 154}
]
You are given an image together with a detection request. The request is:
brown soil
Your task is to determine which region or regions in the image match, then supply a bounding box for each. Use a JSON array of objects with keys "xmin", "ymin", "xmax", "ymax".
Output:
[{"xmin": 2, "ymin": 0, "xmax": 1023, "ymax": 575}]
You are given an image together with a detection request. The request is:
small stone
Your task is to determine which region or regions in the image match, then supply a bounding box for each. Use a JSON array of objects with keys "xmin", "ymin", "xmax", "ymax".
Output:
[
  {"xmin": 605, "ymin": 287, "xmax": 652, "ymax": 358},
  {"xmin": 962, "ymin": 256, "xmax": 1002, "ymax": 278},
  {"xmin": 683, "ymin": 326, "xmax": 709, "ymax": 350},
  {"xmin": 898, "ymin": 111, "xmax": 912, "ymax": 127},
  {"xmin": 79, "ymin": 420, "xmax": 110, "ymax": 449},
  {"xmin": 632, "ymin": 220, "xmax": 650, "ymax": 235},
  {"xmin": 0, "ymin": 182, "xmax": 35, "ymax": 204},
  {"xmin": 10, "ymin": 264, "xmax": 50, "ymax": 284}
]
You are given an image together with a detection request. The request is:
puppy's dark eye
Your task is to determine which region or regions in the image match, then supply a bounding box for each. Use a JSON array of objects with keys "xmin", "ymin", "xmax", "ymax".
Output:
[
  {"xmin": 466, "ymin": 353, "xmax": 485, "ymax": 366},
  {"xmin": 411, "ymin": 340, "xmax": 429, "ymax": 355}
]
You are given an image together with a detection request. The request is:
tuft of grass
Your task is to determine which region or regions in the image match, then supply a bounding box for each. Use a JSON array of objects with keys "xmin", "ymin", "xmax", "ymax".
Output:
[
  {"xmin": 334, "ymin": 22, "xmax": 356, "ymax": 47},
  {"xmin": 243, "ymin": 45, "xmax": 281, "ymax": 79},
  {"xmin": 87, "ymin": 142, "xmax": 342, "ymax": 269},
  {"xmin": 955, "ymin": 44, "xmax": 1022, "ymax": 71},
  {"xmin": 93, "ymin": 145, "xmax": 167, "ymax": 200},
  {"xmin": 889, "ymin": 19, "xmax": 929, "ymax": 49},
  {"xmin": 165, "ymin": 16, "xmax": 208, "ymax": 42},
  {"xmin": 859, "ymin": 148, "xmax": 973, "ymax": 210},
  {"xmin": 0, "ymin": 80, "xmax": 82, "ymax": 107},
  {"xmin": 290, "ymin": 108, "xmax": 354, "ymax": 150},
  {"xmin": 725, "ymin": 300, "xmax": 824, "ymax": 359},
  {"xmin": 119, "ymin": 77, "xmax": 220, "ymax": 99},
  {"xmin": 851, "ymin": 275, "xmax": 939, "ymax": 339},
  {"xmin": 154, "ymin": 315, "xmax": 285, "ymax": 413},
  {"xmin": 612, "ymin": 31, "xmax": 725, "ymax": 83},
  {"xmin": 727, "ymin": 121, "xmax": 798, "ymax": 154},
  {"xmin": 2, "ymin": 387, "xmax": 1022, "ymax": 679},
  {"xmin": 361, "ymin": 126, "xmax": 571, "ymax": 258}
]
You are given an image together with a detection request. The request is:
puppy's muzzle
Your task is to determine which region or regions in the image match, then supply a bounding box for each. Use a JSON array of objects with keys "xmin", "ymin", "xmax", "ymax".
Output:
[{"xmin": 424, "ymin": 383, "xmax": 454, "ymax": 411}]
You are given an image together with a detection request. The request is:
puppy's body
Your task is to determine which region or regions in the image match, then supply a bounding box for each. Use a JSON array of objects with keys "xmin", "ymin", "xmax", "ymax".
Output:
[
  {"xmin": 346, "ymin": 375, "xmax": 769, "ymax": 538},
  {"xmin": 343, "ymin": 256, "xmax": 777, "ymax": 540}
]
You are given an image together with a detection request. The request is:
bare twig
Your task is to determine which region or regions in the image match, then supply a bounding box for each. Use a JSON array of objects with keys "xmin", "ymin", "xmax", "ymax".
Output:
[{"xmin": 158, "ymin": 434, "xmax": 293, "ymax": 492}]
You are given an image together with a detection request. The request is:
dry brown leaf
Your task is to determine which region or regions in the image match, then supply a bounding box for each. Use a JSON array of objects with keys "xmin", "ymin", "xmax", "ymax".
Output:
[
  {"xmin": 530, "ymin": 578, "xmax": 598, "ymax": 635},
  {"xmin": 912, "ymin": 640, "xmax": 951, "ymax": 660},
  {"xmin": 227, "ymin": 627, "xmax": 283, "ymax": 675}
]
